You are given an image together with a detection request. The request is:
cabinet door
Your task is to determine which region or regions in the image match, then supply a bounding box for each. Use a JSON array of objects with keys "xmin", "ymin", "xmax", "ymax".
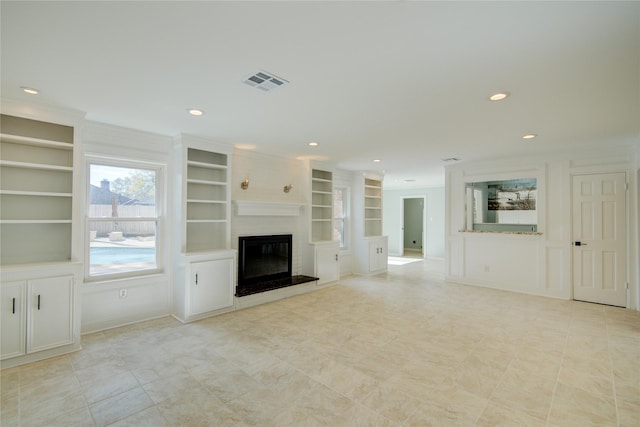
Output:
[
  {"xmin": 369, "ymin": 241, "xmax": 380, "ymax": 272},
  {"xmin": 28, "ymin": 276, "xmax": 74, "ymax": 353},
  {"xmin": 316, "ymin": 244, "xmax": 339, "ymax": 285},
  {"xmin": 190, "ymin": 258, "xmax": 234, "ymax": 316},
  {"xmin": 368, "ymin": 239, "xmax": 387, "ymax": 272},
  {"xmin": 1, "ymin": 281, "xmax": 26, "ymax": 360},
  {"xmin": 377, "ymin": 239, "xmax": 388, "ymax": 271}
]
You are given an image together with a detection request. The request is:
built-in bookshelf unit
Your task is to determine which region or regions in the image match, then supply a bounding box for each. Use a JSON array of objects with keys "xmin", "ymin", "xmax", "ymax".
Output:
[
  {"xmin": 185, "ymin": 147, "xmax": 229, "ymax": 252},
  {"xmin": 364, "ymin": 177, "xmax": 383, "ymax": 237},
  {"xmin": 0, "ymin": 115, "xmax": 75, "ymax": 265},
  {"xmin": 310, "ymin": 168, "xmax": 334, "ymax": 242}
]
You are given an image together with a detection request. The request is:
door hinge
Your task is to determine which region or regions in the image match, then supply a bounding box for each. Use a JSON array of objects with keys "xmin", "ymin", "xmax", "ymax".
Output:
[{"xmin": 626, "ymin": 282, "xmax": 629, "ymax": 289}]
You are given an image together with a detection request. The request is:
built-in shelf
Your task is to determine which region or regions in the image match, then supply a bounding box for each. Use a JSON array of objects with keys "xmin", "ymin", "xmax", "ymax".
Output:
[
  {"xmin": 363, "ymin": 178, "xmax": 383, "ymax": 237},
  {"xmin": 0, "ymin": 220, "xmax": 72, "ymax": 224},
  {"xmin": 0, "ymin": 160, "xmax": 73, "ymax": 172},
  {"xmin": 184, "ymin": 147, "xmax": 229, "ymax": 253},
  {"xmin": 0, "ymin": 190, "xmax": 72, "ymax": 197},
  {"xmin": 0, "ymin": 133, "xmax": 73, "ymax": 150},
  {"xmin": 310, "ymin": 169, "xmax": 334, "ymax": 242},
  {"xmin": 186, "ymin": 179, "xmax": 226, "ymax": 186},
  {"xmin": 1, "ymin": 115, "xmax": 75, "ymax": 265}
]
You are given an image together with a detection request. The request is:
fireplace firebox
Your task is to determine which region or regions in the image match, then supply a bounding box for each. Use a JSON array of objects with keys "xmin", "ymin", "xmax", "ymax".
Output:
[{"xmin": 236, "ymin": 234, "xmax": 317, "ymax": 297}]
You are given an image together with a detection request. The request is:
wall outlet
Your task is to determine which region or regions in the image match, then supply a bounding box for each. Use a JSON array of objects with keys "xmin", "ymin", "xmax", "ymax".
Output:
[
  {"xmin": 119, "ymin": 288, "xmax": 127, "ymax": 299},
  {"xmin": 484, "ymin": 265, "xmax": 490, "ymax": 273}
]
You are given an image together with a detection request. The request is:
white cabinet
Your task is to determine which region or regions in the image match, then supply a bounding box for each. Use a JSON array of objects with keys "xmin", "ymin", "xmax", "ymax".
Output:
[
  {"xmin": 29, "ymin": 276, "xmax": 74, "ymax": 353},
  {"xmin": 1, "ymin": 274, "xmax": 75, "ymax": 362},
  {"xmin": 0, "ymin": 111, "xmax": 81, "ymax": 369},
  {"xmin": 368, "ymin": 237, "xmax": 388, "ymax": 273},
  {"xmin": 172, "ymin": 135, "xmax": 234, "ymax": 323},
  {"xmin": 189, "ymin": 256, "xmax": 234, "ymax": 316},
  {"xmin": 302, "ymin": 165, "xmax": 340, "ymax": 286},
  {"xmin": 1, "ymin": 281, "xmax": 26, "ymax": 359},
  {"xmin": 174, "ymin": 251, "xmax": 236, "ymax": 322},
  {"xmin": 315, "ymin": 242, "xmax": 340, "ymax": 286},
  {"xmin": 353, "ymin": 172, "xmax": 388, "ymax": 276}
]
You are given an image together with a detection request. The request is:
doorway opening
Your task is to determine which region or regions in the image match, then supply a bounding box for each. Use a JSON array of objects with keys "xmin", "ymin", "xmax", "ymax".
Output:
[{"xmin": 401, "ymin": 196, "xmax": 426, "ymax": 258}]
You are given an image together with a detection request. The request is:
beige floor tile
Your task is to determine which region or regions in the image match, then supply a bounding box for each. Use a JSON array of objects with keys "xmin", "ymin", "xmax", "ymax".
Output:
[
  {"xmin": 489, "ymin": 365, "xmax": 555, "ymax": 421},
  {"xmin": 618, "ymin": 397, "xmax": 640, "ymax": 427},
  {"xmin": 157, "ymin": 385, "xmax": 246, "ymax": 427},
  {"xmin": 361, "ymin": 382, "xmax": 423, "ymax": 423},
  {"xmin": 89, "ymin": 386, "xmax": 153, "ymax": 427},
  {"xmin": 0, "ymin": 368, "xmax": 20, "ymax": 397},
  {"xmin": 405, "ymin": 399, "xmax": 480, "ymax": 427},
  {"xmin": 20, "ymin": 375, "xmax": 87, "ymax": 426},
  {"xmin": 557, "ymin": 365, "xmax": 614, "ymax": 399},
  {"xmin": 4, "ymin": 257, "xmax": 637, "ymax": 426},
  {"xmin": 332, "ymin": 402, "xmax": 399, "ymax": 427},
  {"xmin": 314, "ymin": 359, "xmax": 380, "ymax": 401},
  {"xmin": 141, "ymin": 371, "xmax": 197, "ymax": 403},
  {"xmin": 108, "ymin": 406, "xmax": 168, "ymax": 427},
  {"xmin": 548, "ymin": 382, "xmax": 617, "ymax": 427},
  {"xmin": 75, "ymin": 363, "xmax": 140, "ymax": 404},
  {"xmin": 476, "ymin": 402, "xmax": 546, "ymax": 427},
  {"xmin": 0, "ymin": 390, "xmax": 19, "ymax": 426}
]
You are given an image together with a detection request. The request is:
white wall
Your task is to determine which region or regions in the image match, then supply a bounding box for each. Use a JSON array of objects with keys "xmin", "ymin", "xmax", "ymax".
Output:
[
  {"xmin": 230, "ymin": 149, "xmax": 306, "ymax": 275},
  {"xmin": 383, "ymin": 187, "xmax": 445, "ymax": 258},
  {"xmin": 445, "ymin": 146, "xmax": 639, "ymax": 310},
  {"xmin": 81, "ymin": 122, "xmax": 173, "ymax": 333}
]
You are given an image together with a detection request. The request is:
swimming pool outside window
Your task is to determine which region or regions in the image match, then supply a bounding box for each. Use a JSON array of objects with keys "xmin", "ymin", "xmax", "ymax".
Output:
[{"xmin": 87, "ymin": 161, "xmax": 163, "ymax": 278}]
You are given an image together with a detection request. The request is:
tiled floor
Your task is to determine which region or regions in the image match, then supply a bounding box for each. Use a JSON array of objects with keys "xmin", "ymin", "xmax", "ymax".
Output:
[{"xmin": 1, "ymin": 258, "xmax": 639, "ymax": 426}]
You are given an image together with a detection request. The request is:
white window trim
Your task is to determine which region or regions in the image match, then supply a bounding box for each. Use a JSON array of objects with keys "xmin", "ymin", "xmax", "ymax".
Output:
[
  {"xmin": 85, "ymin": 155, "xmax": 166, "ymax": 282},
  {"xmin": 334, "ymin": 185, "xmax": 350, "ymax": 250}
]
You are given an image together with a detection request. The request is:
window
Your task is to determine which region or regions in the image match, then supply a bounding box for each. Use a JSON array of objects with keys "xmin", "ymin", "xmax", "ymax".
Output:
[
  {"xmin": 87, "ymin": 160, "xmax": 163, "ymax": 278},
  {"xmin": 333, "ymin": 186, "xmax": 349, "ymax": 249}
]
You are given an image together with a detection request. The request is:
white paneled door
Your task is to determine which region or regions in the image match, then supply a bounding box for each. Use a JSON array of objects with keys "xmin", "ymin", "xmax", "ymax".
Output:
[{"xmin": 572, "ymin": 173, "xmax": 627, "ymax": 307}]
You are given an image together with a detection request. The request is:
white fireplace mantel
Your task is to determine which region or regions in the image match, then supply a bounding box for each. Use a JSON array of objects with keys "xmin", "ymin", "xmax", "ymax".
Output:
[{"xmin": 233, "ymin": 200, "xmax": 304, "ymax": 217}]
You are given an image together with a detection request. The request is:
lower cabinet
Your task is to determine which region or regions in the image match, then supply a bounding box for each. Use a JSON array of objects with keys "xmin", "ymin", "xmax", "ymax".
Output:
[
  {"xmin": 368, "ymin": 238, "xmax": 388, "ymax": 273},
  {"xmin": 174, "ymin": 250, "xmax": 236, "ymax": 322},
  {"xmin": 354, "ymin": 236, "xmax": 388, "ymax": 275},
  {"xmin": 315, "ymin": 242, "xmax": 340, "ymax": 286},
  {"xmin": 1, "ymin": 281, "xmax": 26, "ymax": 360},
  {"xmin": 189, "ymin": 257, "xmax": 234, "ymax": 316},
  {"xmin": 1, "ymin": 273, "xmax": 76, "ymax": 364}
]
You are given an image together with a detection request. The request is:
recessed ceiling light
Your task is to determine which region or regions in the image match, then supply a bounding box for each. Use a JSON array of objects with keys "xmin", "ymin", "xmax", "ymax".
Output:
[
  {"xmin": 404, "ymin": 179, "xmax": 416, "ymax": 182},
  {"xmin": 187, "ymin": 109, "xmax": 204, "ymax": 116},
  {"xmin": 522, "ymin": 133, "xmax": 537, "ymax": 140},
  {"xmin": 489, "ymin": 91, "xmax": 510, "ymax": 101},
  {"xmin": 373, "ymin": 159, "xmax": 381, "ymax": 163},
  {"xmin": 21, "ymin": 86, "xmax": 39, "ymax": 95},
  {"xmin": 308, "ymin": 141, "xmax": 319, "ymax": 147}
]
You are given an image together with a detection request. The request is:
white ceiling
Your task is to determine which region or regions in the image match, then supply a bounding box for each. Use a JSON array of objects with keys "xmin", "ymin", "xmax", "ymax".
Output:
[{"xmin": 2, "ymin": 1, "xmax": 639, "ymax": 188}]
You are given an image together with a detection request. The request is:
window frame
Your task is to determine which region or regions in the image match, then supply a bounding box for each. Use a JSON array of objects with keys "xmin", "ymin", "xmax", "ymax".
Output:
[
  {"xmin": 333, "ymin": 185, "xmax": 350, "ymax": 250},
  {"xmin": 85, "ymin": 156, "xmax": 165, "ymax": 281}
]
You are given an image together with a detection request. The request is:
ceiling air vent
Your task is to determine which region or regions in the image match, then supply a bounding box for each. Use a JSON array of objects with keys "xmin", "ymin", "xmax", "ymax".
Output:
[{"xmin": 242, "ymin": 71, "xmax": 289, "ymax": 92}]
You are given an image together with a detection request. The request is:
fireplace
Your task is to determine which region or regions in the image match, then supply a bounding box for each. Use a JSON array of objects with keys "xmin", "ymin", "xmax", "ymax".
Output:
[{"xmin": 236, "ymin": 234, "xmax": 317, "ymax": 297}]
